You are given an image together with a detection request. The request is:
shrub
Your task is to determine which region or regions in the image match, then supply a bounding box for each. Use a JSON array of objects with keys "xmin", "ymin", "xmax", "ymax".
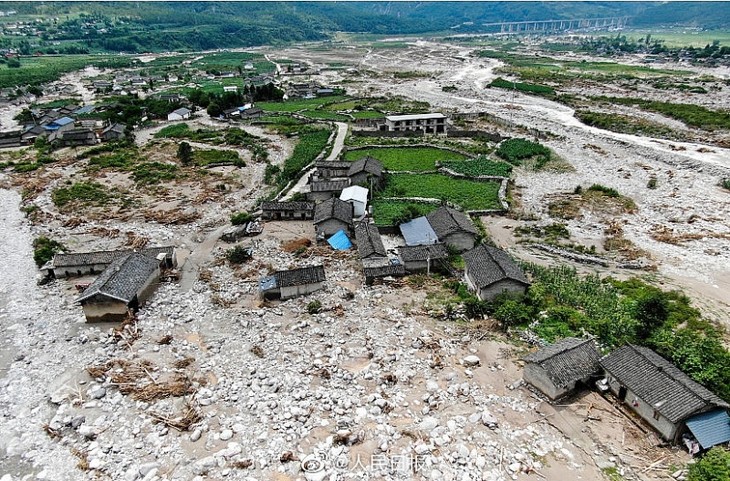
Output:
[
  {"xmin": 687, "ymin": 447, "xmax": 730, "ymax": 481},
  {"xmin": 230, "ymin": 211, "xmax": 252, "ymax": 226},
  {"xmin": 132, "ymin": 162, "xmax": 178, "ymax": 185},
  {"xmin": 307, "ymin": 300, "xmax": 322, "ymax": 314},
  {"xmin": 647, "ymin": 177, "xmax": 658, "ymax": 189},
  {"xmin": 33, "ymin": 236, "xmax": 64, "ymax": 267},
  {"xmin": 52, "ymin": 182, "xmax": 109, "ymax": 207},
  {"xmin": 721, "ymin": 178, "xmax": 730, "ymax": 191},
  {"xmin": 177, "ymin": 141, "xmax": 192, "ymax": 165},
  {"xmin": 587, "ymin": 184, "xmax": 620, "ymax": 197},
  {"xmin": 226, "ymin": 245, "xmax": 252, "ymax": 264},
  {"xmin": 496, "ymin": 138, "xmax": 551, "ymax": 166}
]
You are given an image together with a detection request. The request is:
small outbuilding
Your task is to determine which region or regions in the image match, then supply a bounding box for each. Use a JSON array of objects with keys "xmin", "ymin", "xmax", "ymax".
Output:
[
  {"xmin": 259, "ymin": 265, "xmax": 326, "ymax": 300},
  {"xmin": 348, "ymin": 156, "xmax": 384, "ymax": 189},
  {"xmin": 399, "ymin": 243, "xmax": 449, "ymax": 273},
  {"xmin": 400, "ymin": 216, "xmax": 439, "ymax": 246},
  {"xmin": 261, "ymin": 201, "xmax": 315, "ymax": 221},
  {"xmin": 339, "ymin": 185, "xmax": 369, "ymax": 217},
  {"xmin": 426, "ymin": 206, "xmax": 478, "ymax": 253},
  {"xmin": 168, "ymin": 107, "xmax": 191, "ymax": 121},
  {"xmin": 314, "ymin": 198, "xmax": 353, "ymax": 238},
  {"xmin": 307, "ymin": 179, "xmax": 350, "ymax": 202},
  {"xmin": 354, "ymin": 222, "xmax": 386, "ymax": 260},
  {"xmin": 363, "ymin": 263, "xmax": 406, "ymax": 285},
  {"xmin": 523, "ymin": 338, "xmax": 601, "ymax": 401},
  {"xmin": 77, "ymin": 253, "xmax": 160, "ymax": 322},
  {"xmin": 463, "ymin": 244, "xmax": 530, "ymax": 301}
]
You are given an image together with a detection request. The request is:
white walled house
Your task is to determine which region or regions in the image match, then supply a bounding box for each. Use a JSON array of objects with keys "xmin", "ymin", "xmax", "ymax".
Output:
[
  {"xmin": 339, "ymin": 185, "xmax": 369, "ymax": 217},
  {"xmin": 167, "ymin": 107, "xmax": 191, "ymax": 121}
]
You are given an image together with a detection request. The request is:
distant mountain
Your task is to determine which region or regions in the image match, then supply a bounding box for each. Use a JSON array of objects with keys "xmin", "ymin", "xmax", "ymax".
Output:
[{"xmin": 1, "ymin": 2, "xmax": 728, "ymax": 53}]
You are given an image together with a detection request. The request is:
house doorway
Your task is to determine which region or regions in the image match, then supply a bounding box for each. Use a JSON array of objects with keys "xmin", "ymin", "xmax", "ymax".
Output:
[{"xmin": 618, "ymin": 386, "xmax": 627, "ymax": 401}]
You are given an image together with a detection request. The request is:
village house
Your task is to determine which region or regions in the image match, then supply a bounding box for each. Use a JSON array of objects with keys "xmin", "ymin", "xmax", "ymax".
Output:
[
  {"xmin": 600, "ymin": 344, "xmax": 730, "ymax": 449},
  {"xmin": 311, "ymin": 161, "xmax": 351, "ymax": 181},
  {"xmin": 76, "ymin": 253, "xmax": 160, "ymax": 322},
  {"xmin": 92, "ymin": 80, "xmax": 112, "ymax": 93},
  {"xmin": 223, "ymin": 85, "xmax": 238, "ymax": 93},
  {"xmin": 259, "ymin": 265, "xmax": 326, "ymax": 300},
  {"xmin": 522, "ymin": 338, "xmax": 601, "ymax": 401},
  {"xmin": 363, "ymin": 263, "xmax": 406, "ymax": 285},
  {"xmin": 426, "ymin": 206, "xmax": 478, "ymax": 252},
  {"xmin": 400, "ymin": 216, "xmax": 440, "ymax": 247},
  {"xmin": 54, "ymin": 128, "xmax": 98, "ymax": 147},
  {"xmin": 101, "ymin": 123, "xmax": 126, "ymax": 142},
  {"xmin": 167, "ymin": 107, "xmax": 192, "ymax": 121},
  {"xmin": 307, "ymin": 179, "xmax": 350, "ymax": 202},
  {"xmin": 20, "ymin": 125, "xmax": 47, "ymax": 145},
  {"xmin": 348, "ymin": 156, "xmax": 384, "ymax": 189},
  {"xmin": 383, "ymin": 113, "xmax": 448, "ymax": 133},
  {"xmin": 339, "ymin": 185, "xmax": 369, "ymax": 217},
  {"xmin": 314, "ymin": 198, "xmax": 353, "ymax": 238},
  {"xmin": 462, "ymin": 244, "xmax": 530, "ymax": 301},
  {"xmin": 261, "ymin": 201, "xmax": 315, "ymax": 221},
  {"xmin": 44, "ymin": 116, "xmax": 75, "ymax": 133},
  {"xmin": 0, "ymin": 129, "xmax": 22, "ymax": 148},
  {"xmin": 41, "ymin": 246, "xmax": 177, "ymax": 279},
  {"xmin": 354, "ymin": 222, "xmax": 387, "ymax": 260},
  {"xmin": 399, "ymin": 243, "xmax": 449, "ymax": 273}
]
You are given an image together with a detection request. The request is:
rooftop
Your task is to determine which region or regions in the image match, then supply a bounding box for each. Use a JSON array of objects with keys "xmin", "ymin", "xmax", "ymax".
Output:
[
  {"xmin": 399, "ymin": 243, "xmax": 449, "ymax": 262},
  {"xmin": 77, "ymin": 253, "xmax": 158, "ymax": 304},
  {"xmin": 524, "ymin": 337, "xmax": 601, "ymax": 389},
  {"xmin": 385, "ymin": 113, "xmax": 447, "ymax": 121},
  {"xmin": 426, "ymin": 206, "xmax": 478, "ymax": 239},
  {"xmin": 462, "ymin": 244, "xmax": 529, "ymax": 289},
  {"xmin": 273, "ymin": 265, "xmax": 326, "ymax": 288},
  {"xmin": 354, "ymin": 222, "xmax": 386, "ymax": 259},
  {"xmin": 400, "ymin": 216, "xmax": 439, "ymax": 247},
  {"xmin": 348, "ymin": 156, "xmax": 383, "ymax": 178},
  {"xmin": 313, "ymin": 198, "xmax": 353, "ymax": 225},
  {"xmin": 261, "ymin": 201, "xmax": 315, "ymax": 212}
]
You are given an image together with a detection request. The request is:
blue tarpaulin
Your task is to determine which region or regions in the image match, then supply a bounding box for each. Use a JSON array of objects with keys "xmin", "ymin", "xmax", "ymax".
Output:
[
  {"xmin": 686, "ymin": 409, "xmax": 730, "ymax": 450},
  {"xmin": 399, "ymin": 216, "xmax": 439, "ymax": 246},
  {"xmin": 327, "ymin": 230, "xmax": 352, "ymax": 250}
]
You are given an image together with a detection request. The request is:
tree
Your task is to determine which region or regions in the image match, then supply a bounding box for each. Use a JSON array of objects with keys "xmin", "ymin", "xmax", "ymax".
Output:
[
  {"xmin": 206, "ymin": 101, "xmax": 222, "ymax": 118},
  {"xmin": 635, "ymin": 292, "xmax": 669, "ymax": 340},
  {"xmin": 687, "ymin": 447, "xmax": 730, "ymax": 481},
  {"xmin": 177, "ymin": 141, "xmax": 192, "ymax": 166}
]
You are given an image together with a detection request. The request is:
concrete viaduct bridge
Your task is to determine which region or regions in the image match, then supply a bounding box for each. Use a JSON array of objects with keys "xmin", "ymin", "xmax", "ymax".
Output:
[{"xmin": 482, "ymin": 17, "xmax": 630, "ymax": 34}]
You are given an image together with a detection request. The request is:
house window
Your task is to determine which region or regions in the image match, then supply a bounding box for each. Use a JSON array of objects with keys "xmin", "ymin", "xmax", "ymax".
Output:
[{"xmin": 653, "ymin": 410, "xmax": 660, "ymax": 420}]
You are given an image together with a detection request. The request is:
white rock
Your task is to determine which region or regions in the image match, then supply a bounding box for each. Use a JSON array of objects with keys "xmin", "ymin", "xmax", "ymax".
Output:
[
  {"xmin": 190, "ymin": 428, "xmax": 202, "ymax": 442},
  {"xmin": 420, "ymin": 417, "xmax": 439, "ymax": 431},
  {"xmin": 462, "ymin": 355, "xmax": 481, "ymax": 367},
  {"xmin": 219, "ymin": 429, "xmax": 233, "ymax": 441}
]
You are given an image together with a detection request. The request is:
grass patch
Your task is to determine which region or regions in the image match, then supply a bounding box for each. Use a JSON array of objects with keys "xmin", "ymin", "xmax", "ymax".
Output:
[
  {"xmin": 489, "ymin": 77, "xmax": 555, "ymax": 97},
  {"xmin": 276, "ymin": 126, "xmax": 332, "ymax": 186},
  {"xmin": 371, "ymin": 200, "xmax": 439, "ymax": 226},
  {"xmin": 52, "ymin": 181, "xmax": 112, "ymax": 208},
  {"xmin": 593, "ymin": 96, "xmax": 730, "ymax": 131},
  {"xmin": 380, "ymin": 174, "xmax": 501, "ymax": 211},
  {"xmin": 344, "ymin": 147, "xmax": 467, "ymax": 172},
  {"xmin": 258, "ymin": 96, "xmax": 346, "ymax": 113},
  {"xmin": 576, "ymin": 110, "xmax": 681, "ymax": 139},
  {"xmin": 132, "ymin": 162, "xmax": 179, "ymax": 185},
  {"xmin": 350, "ymin": 110, "xmax": 384, "ymax": 119},
  {"xmin": 441, "ymin": 157, "xmax": 513, "ymax": 177},
  {"xmin": 193, "ymin": 149, "xmax": 243, "ymax": 167},
  {"xmin": 496, "ymin": 138, "xmax": 552, "ymax": 167},
  {"xmin": 299, "ymin": 109, "xmax": 350, "ymax": 121}
]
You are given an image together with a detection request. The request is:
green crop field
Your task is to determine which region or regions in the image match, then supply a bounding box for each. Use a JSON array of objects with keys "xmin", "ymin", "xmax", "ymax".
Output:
[
  {"xmin": 258, "ymin": 96, "xmax": 347, "ymax": 113},
  {"xmin": 343, "ymin": 147, "xmax": 467, "ymax": 172},
  {"xmin": 299, "ymin": 110, "xmax": 351, "ymax": 121},
  {"xmin": 441, "ymin": 158, "xmax": 513, "ymax": 177},
  {"xmin": 380, "ymin": 174, "xmax": 502, "ymax": 210},
  {"xmin": 191, "ymin": 52, "xmax": 274, "ymax": 74},
  {"xmin": 371, "ymin": 200, "xmax": 439, "ymax": 226}
]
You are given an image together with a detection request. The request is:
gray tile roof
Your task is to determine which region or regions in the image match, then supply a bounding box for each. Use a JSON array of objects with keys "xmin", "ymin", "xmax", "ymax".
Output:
[
  {"xmin": 274, "ymin": 265, "xmax": 326, "ymax": 287},
  {"xmin": 77, "ymin": 253, "xmax": 158, "ymax": 304},
  {"xmin": 354, "ymin": 223, "xmax": 386, "ymax": 259},
  {"xmin": 363, "ymin": 264, "xmax": 405, "ymax": 279},
  {"xmin": 310, "ymin": 179, "xmax": 350, "ymax": 193},
  {"xmin": 60, "ymin": 128, "xmax": 95, "ymax": 141},
  {"xmin": 463, "ymin": 244, "xmax": 529, "ymax": 289},
  {"xmin": 601, "ymin": 344, "xmax": 729, "ymax": 424},
  {"xmin": 348, "ymin": 156, "xmax": 383, "ymax": 178},
  {"xmin": 51, "ymin": 246, "xmax": 175, "ymax": 269},
  {"xmin": 524, "ymin": 338, "xmax": 601, "ymax": 388},
  {"xmin": 261, "ymin": 201, "xmax": 315, "ymax": 212},
  {"xmin": 426, "ymin": 207, "xmax": 478, "ymax": 239},
  {"xmin": 314, "ymin": 198, "xmax": 353, "ymax": 225},
  {"xmin": 314, "ymin": 161, "xmax": 351, "ymax": 170},
  {"xmin": 102, "ymin": 123, "xmax": 126, "ymax": 135},
  {"xmin": 399, "ymin": 243, "xmax": 449, "ymax": 262}
]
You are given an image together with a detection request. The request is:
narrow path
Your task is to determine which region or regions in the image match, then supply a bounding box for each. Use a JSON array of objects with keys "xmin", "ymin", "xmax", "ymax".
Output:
[{"xmin": 179, "ymin": 224, "xmax": 231, "ymax": 292}]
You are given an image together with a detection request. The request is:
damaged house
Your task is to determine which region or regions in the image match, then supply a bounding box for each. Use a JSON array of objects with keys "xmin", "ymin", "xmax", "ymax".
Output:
[
  {"xmin": 463, "ymin": 244, "xmax": 530, "ymax": 301},
  {"xmin": 76, "ymin": 253, "xmax": 160, "ymax": 322},
  {"xmin": 259, "ymin": 265, "xmax": 326, "ymax": 300},
  {"xmin": 314, "ymin": 198, "xmax": 353, "ymax": 238}
]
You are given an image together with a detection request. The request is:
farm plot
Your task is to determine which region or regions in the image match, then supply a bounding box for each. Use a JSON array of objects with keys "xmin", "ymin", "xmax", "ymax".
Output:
[
  {"xmin": 344, "ymin": 147, "xmax": 467, "ymax": 172},
  {"xmin": 258, "ymin": 96, "xmax": 347, "ymax": 113},
  {"xmin": 371, "ymin": 200, "xmax": 439, "ymax": 226},
  {"xmin": 440, "ymin": 157, "xmax": 513, "ymax": 177},
  {"xmin": 380, "ymin": 174, "xmax": 502, "ymax": 211}
]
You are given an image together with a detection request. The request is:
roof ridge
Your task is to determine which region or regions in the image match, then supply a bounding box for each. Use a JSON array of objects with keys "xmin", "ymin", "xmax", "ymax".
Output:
[
  {"xmin": 485, "ymin": 244, "xmax": 508, "ymax": 280},
  {"xmin": 539, "ymin": 338, "xmax": 590, "ymax": 362}
]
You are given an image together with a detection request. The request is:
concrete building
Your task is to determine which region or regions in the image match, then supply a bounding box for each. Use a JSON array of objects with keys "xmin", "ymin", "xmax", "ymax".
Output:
[
  {"xmin": 313, "ymin": 198, "xmax": 353, "ymax": 238},
  {"xmin": 77, "ymin": 253, "xmax": 160, "ymax": 322},
  {"xmin": 426, "ymin": 207, "xmax": 478, "ymax": 253},
  {"xmin": 463, "ymin": 244, "xmax": 530, "ymax": 301},
  {"xmin": 601, "ymin": 344, "xmax": 730, "ymax": 447},
  {"xmin": 384, "ymin": 113, "xmax": 448, "ymax": 133},
  {"xmin": 339, "ymin": 185, "xmax": 369, "ymax": 217},
  {"xmin": 523, "ymin": 338, "xmax": 601, "ymax": 401},
  {"xmin": 261, "ymin": 201, "xmax": 315, "ymax": 221},
  {"xmin": 259, "ymin": 265, "xmax": 326, "ymax": 300},
  {"xmin": 167, "ymin": 107, "xmax": 191, "ymax": 121}
]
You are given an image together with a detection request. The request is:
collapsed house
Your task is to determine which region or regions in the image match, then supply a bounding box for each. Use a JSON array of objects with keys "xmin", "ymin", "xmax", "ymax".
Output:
[
  {"xmin": 76, "ymin": 253, "xmax": 160, "ymax": 322},
  {"xmin": 462, "ymin": 244, "xmax": 530, "ymax": 301},
  {"xmin": 259, "ymin": 265, "xmax": 326, "ymax": 300},
  {"xmin": 522, "ymin": 338, "xmax": 601, "ymax": 401},
  {"xmin": 600, "ymin": 344, "xmax": 730, "ymax": 450}
]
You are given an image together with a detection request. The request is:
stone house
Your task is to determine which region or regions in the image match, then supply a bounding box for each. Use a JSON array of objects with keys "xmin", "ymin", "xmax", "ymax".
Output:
[
  {"xmin": 313, "ymin": 198, "xmax": 353, "ymax": 238},
  {"xmin": 259, "ymin": 265, "xmax": 326, "ymax": 300},
  {"xmin": 348, "ymin": 156, "xmax": 384, "ymax": 189},
  {"xmin": 101, "ymin": 123, "xmax": 126, "ymax": 142},
  {"xmin": 462, "ymin": 244, "xmax": 530, "ymax": 301},
  {"xmin": 307, "ymin": 179, "xmax": 350, "ymax": 202},
  {"xmin": 426, "ymin": 206, "xmax": 478, "ymax": 253},
  {"xmin": 399, "ymin": 243, "xmax": 449, "ymax": 273},
  {"xmin": 523, "ymin": 338, "xmax": 601, "ymax": 401},
  {"xmin": 261, "ymin": 201, "xmax": 315, "ymax": 221},
  {"xmin": 76, "ymin": 253, "xmax": 160, "ymax": 322},
  {"xmin": 601, "ymin": 344, "xmax": 730, "ymax": 447},
  {"xmin": 354, "ymin": 222, "xmax": 386, "ymax": 260},
  {"xmin": 41, "ymin": 246, "xmax": 176, "ymax": 279},
  {"xmin": 311, "ymin": 161, "xmax": 350, "ymax": 181}
]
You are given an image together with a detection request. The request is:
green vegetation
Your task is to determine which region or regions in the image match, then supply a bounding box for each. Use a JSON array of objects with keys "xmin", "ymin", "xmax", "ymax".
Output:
[
  {"xmin": 154, "ymin": 124, "xmax": 267, "ymax": 162},
  {"xmin": 496, "ymin": 138, "xmax": 551, "ymax": 167},
  {"xmin": 306, "ymin": 300, "xmax": 323, "ymax": 314},
  {"xmin": 191, "ymin": 51, "xmax": 274, "ymax": 74},
  {"xmin": 587, "ymin": 184, "xmax": 620, "ymax": 198},
  {"xmin": 380, "ymin": 174, "xmax": 502, "ymax": 211},
  {"xmin": 489, "ymin": 77, "xmax": 555, "ymax": 97},
  {"xmin": 131, "ymin": 162, "xmax": 179, "ymax": 185},
  {"xmin": 393, "ymin": 71, "xmax": 432, "ymax": 79},
  {"xmin": 343, "ymin": 147, "xmax": 467, "ymax": 172},
  {"xmin": 687, "ymin": 447, "xmax": 730, "ymax": 481},
  {"xmin": 32, "ymin": 236, "xmax": 65, "ymax": 268},
  {"xmin": 226, "ymin": 245, "xmax": 252, "ymax": 264},
  {"xmin": 51, "ymin": 181, "xmax": 112, "ymax": 208},
  {"xmin": 576, "ymin": 110, "xmax": 679, "ymax": 139},
  {"xmin": 193, "ymin": 149, "xmax": 243, "ymax": 167},
  {"xmin": 371, "ymin": 200, "xmax": 439, "ymax": 226},
  {"xmin": 231, "ymin": 211, "xmax": 253, "ymax": 226},
  {"xmin": 721, "ymin": 179, "xmax": 730, "ymax": 191},
  {"xmin": 0, "ymin": 55, "xmax": 132, "ymax": 88},
  {"xmin": 299, "ymin": 110, "xmax": 350, "ymax": 122},
  {"xmin": 593, "ymin": 97, "xmax": 730, "ymax": 130},
  {"xmin": 258, "ymin": 96, "xmax": 346, "ymax": 113},
  {"xmin": 515, "ymin": 223, "xmax": 571, "ymax": 244},
  {"xmin": 275, "ymin": 126, "xmax": 332, "ymax": 186},
  {"xmin": 441, "ymin": 157, "xmax": 513, "ymax": 177}
]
